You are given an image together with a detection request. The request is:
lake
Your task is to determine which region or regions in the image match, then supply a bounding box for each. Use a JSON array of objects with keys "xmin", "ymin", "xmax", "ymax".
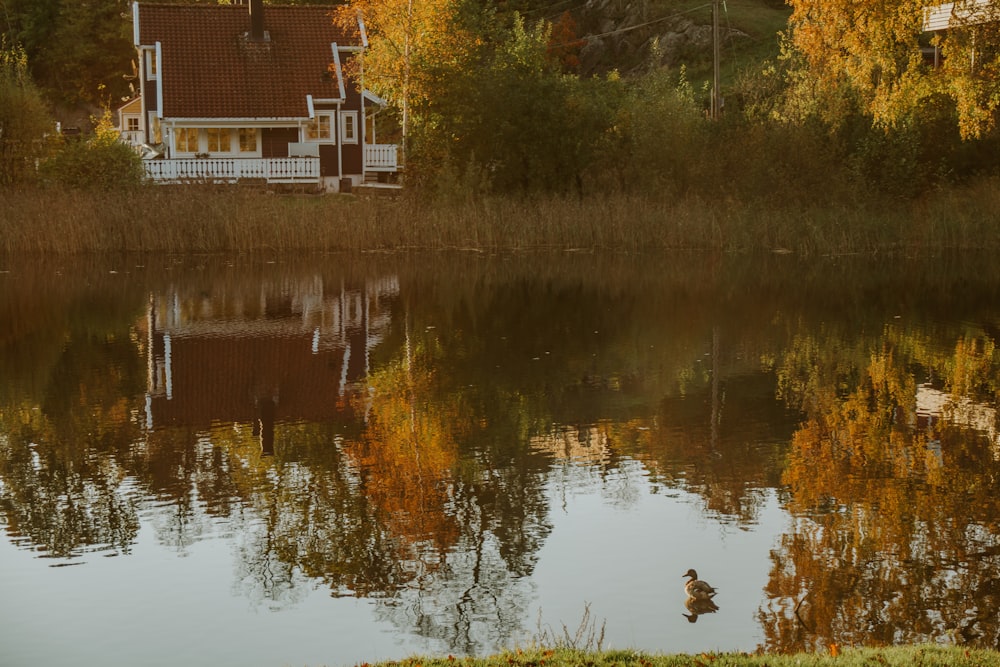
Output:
[{"xmin": 2, "ymin": 251, "xmax": 999, "ymax": 666}]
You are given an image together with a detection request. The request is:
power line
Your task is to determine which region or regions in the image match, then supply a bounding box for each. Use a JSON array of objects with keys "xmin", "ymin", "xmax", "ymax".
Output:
[
  {"xmin": 519, "ymin": 0, "xmax": 585, "ymax": 18},
  {"xmin": 547, "ymin": 3, "xmax": 713, "ymax": 49}
]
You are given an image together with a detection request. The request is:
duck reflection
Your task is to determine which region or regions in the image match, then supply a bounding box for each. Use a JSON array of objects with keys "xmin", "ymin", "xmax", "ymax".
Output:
[{"xmin": 683, "ymin": 595, "xmax": 720, "ymax": 623}]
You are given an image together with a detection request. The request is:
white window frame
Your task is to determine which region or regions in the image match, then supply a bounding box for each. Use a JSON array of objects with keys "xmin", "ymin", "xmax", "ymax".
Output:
[
  {"xmin": 206, "ymin": 128, "xmax": 233, "ymax": 154},
  {"xmin": 304, "ymin": 112, "xmax": 336, "ymax": 143},
  {"xmin": 340, "ymin": 110, "xmax": 359, "ymax": 144},
  {"xmin": 145, "ymin": 49, "xmax": 158, "ymax": 80},
  {"xmin": 174, "ymin": 127, "xmax": 199, "ymax": 154},
  {"xmin": 238, "ymin": 128, "xmax": 260, "ymax": 155},
  {"xmin": 169, "ymin": 128, "xmax": 261, "ymax": 157}
]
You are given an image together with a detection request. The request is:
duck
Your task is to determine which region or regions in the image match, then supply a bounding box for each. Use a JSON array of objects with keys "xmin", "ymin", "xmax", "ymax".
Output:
[{"xmin": 682, "ymin": 569, "xmax": 718, "ymax": 600}]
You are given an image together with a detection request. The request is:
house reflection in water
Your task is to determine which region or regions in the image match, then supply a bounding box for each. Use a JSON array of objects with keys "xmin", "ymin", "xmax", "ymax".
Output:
[
  {"xmin": 145, "ymin": 275, "xmax": 399, "ymax": 453},
  {"xmin": 915, "ymin": 382, "xmax": 1000, "ymax": 463}
]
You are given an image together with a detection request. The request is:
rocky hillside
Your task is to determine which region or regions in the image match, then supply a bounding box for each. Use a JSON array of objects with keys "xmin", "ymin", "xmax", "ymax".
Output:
[{"xmin": 567, "ymin": 0, "xmax": 790, "ymax": 79}]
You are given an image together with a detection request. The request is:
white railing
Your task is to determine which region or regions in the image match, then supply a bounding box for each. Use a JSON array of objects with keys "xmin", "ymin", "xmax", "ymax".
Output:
[
  {"xmin": 365, "ymin": 144, "xmax": 399, "ymax": 171},
  {"xmin": 144, "ymin": 157, "xmax": 320, "ymax": 184},
  {"xmin": 119, "ymin": 130, "xmax": 146, "ymax": 147}
]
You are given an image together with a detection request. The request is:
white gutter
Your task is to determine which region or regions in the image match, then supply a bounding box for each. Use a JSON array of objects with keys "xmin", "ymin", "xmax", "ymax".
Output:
[
  {"xmin": 161, "ymin": 117, "xmax": 311, "ymax": 124},
  {"xmin": 132, "ymin": 2, "xmax": 141, "ymax": 45},
  {"xmin": 357, "ymin": 12, "xmax": 369, "ymax": 48},
  {"xmin": 331, "ymin": 43, "xmax": 347, "ymax": 101},
  {"xmin": 363, "ymin": 90, "xmax": 387, "ymax": 107},
  {"xmin": 155, "ymin": 41, "xmax": 163, "ymax": 120},
  {"xmin": 359, "ymin": 53, "xmax": 366, "ymax": 179},
  {"xmin": 337, "ymin": 101, "xmax": 343, "ymax": 180}
]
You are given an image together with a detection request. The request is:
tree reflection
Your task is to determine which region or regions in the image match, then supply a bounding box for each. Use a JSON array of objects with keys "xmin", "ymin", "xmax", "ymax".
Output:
[
  {"xmin": 355, "ymin": 323, "xmax": 553, "ymax": 652},
  {"xmin": 763, "ymin": 324, "xmax": 1000, "ymax": 652},
  {"xmin": 0, "ymin": 325, "xmax": 145, "ymax": 558},
  {"xmin": 7, "ymin": 254, "xmax": 1000, "ymax": 656}
]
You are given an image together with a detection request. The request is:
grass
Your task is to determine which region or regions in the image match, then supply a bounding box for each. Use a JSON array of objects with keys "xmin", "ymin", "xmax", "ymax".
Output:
[
  {"xmin": 646, "ymin": 0, "xmax": 791, "ymax": 92},
  {"xmin": 358, "ymin": 606, "xmax": 1000, "ymax": 667},
  {"xmin": 353, "ymin": 645, "xmax": 1000, "ymax": 667},
  {"xmin": 4, "ymin": 177, "xmax": 1000, "ymax": 256}
]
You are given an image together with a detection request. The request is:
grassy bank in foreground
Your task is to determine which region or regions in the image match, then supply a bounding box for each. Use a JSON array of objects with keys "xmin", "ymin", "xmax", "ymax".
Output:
[
  {"xmin": 4, "ymin": 178, "xmax": 1000, "ymax": 255},
  {"xmin": 358, "ymin": 646, "xmax": 999, "ymax": 667}
]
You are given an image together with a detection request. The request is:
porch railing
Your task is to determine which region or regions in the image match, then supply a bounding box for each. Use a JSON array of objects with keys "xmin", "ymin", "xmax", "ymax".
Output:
[
  {"xmin": 365, "ymin": 144, "xmax": 399, "ymax": 172},
  {"xmin": 119, "ymin": 130, "xmax": 146, "ymax": 147},
  {"xmin": 144, "ymin": 157, "xmax": 320, "ymax": 184}
]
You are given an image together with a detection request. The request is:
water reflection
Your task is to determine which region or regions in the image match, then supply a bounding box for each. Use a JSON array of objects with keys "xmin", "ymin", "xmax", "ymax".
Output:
[
  {"xmin": 761, "ymin": 322, "xmax": 1000, "ymax": 652},
  {"xmin": 683, "ymin": 596, "xmax": 720, "ymax": 623},
  {"xmin": 2, "ymin": 254, "xmax": 1000, "ymax": 662}
]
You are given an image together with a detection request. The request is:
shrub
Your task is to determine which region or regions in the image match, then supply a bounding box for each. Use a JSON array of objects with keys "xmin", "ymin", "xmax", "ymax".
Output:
[
  {"xmin": 40, "ymin": 109, "xmax": 145, "ymax": 190},
  {"xmin": 0, "ymin": 42, "xmax": 54, "ymax": 187}
]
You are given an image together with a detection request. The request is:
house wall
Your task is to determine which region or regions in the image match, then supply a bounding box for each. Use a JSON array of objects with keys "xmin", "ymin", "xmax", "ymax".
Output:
[
  {"xmin": 319, "ymin": 144, "xmax": 339, "ymax": 178},
  {"xmin": 262, "ymin": 127, "xmax": 297, "ymax": 158},
  {"xmin": 342, "ymin": 141, "xmax": 362, "ymax": 175},
  {"xmin": 342, "ymin": 55, "xmax": 364, "ymax": 177},
  {"xmin": 138, "ymin": 46, "xmax": 159, "ymax": 143}
]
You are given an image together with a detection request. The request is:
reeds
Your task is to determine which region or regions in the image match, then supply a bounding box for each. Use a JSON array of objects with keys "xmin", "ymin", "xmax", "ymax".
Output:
[{"xmin": 3, "ymin": 178, "xmax": 1000, "ymax": 256}]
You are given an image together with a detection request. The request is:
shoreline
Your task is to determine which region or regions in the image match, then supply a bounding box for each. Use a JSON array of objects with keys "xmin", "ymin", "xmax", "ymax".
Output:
[{"xmin": 342, "ymin": 645, "xmax": 1000, "ymax": 666}]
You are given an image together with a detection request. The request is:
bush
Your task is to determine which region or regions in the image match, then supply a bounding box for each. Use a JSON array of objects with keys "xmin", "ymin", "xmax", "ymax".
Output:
[
  {"xmin": 0, "ymin": 42, "xmax": 54, "ymax": 187},
  {"xmin": 40, "ymin": 110, "xmax": 146, "ymax": 190}
]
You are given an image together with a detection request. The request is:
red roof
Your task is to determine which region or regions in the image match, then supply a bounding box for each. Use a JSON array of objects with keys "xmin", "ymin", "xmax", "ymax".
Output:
[{"xmin": 137, "ymin": 3, "xmax": 361, "ymax": 120}]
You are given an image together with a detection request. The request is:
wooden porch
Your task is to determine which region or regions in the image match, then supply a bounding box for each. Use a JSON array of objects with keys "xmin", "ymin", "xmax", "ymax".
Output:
[
  {"xmin": 142, "ymin": 145, "xmax": 400, "ymax": 186},
  {"xmin": 144, "ymin": 157, "xmax": 320, "ymax": 184}
]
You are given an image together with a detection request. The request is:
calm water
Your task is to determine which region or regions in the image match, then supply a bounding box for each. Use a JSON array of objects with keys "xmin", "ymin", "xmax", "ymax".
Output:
[{"xmin": 2, "ymin": 252, "xmax": 1000, "ymax": 666}]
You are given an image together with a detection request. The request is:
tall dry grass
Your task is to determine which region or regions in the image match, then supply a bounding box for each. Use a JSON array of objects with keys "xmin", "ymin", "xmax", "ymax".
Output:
[{"xmin": 3, "ymin": 179, "xmax": 1000, "ymax": 256}]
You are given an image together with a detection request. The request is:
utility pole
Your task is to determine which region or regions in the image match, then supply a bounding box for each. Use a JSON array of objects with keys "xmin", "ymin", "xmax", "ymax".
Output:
[{"xmin": 711, "ymin": 0, "xmax": 721, "ymax": 119}]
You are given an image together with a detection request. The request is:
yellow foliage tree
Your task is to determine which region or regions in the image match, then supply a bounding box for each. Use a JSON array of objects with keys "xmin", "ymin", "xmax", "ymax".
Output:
[
  {"xmin": 785, "ymin": 0, "xmax": 1000, "ymax": 137},
  {"xmin": 335, "ymin": 0, "xmax": 464, "ymax": 156}
]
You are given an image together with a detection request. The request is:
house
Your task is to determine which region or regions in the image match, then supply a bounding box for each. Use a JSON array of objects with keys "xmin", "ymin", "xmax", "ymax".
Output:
[
  {"xmin": 117, "ymin": 96, "xmax": 145, "ymax": 147},
  {"xmin": 923, "ymin": 0, "xmax": 995, "ymax": 32},
  {"xmin": 131, "ymin": 0, "xmax": 399, "ymax": 192},
  {"xmin": 922, "ymin": 1, "xmax": 997, "ymax": 66}
]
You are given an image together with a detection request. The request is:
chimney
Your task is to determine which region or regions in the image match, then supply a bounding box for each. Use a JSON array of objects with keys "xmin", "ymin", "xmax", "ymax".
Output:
[{"xmin": 249, "ymin": 0, "xmax": 266, "ymax": 42}]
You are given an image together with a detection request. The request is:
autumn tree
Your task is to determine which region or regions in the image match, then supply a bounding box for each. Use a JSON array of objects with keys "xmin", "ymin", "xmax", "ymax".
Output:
[
  {"xmin": 935, "ymin": 1, "xmax": 1000, "ymax": 137},
  {"xmin": 785, "ymin": 0, "xmax": 1000, "ymax": 138},
  {"xmin": 335, "ymin": 0, "xmax": 460, "ymax": 158}
]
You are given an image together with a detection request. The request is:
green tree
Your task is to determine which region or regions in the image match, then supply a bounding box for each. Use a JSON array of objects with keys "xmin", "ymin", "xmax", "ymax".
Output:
[
  {"xmin": 0, "ymin": 41, "xmax": 52, "ymax": 186},
  {"xmin": 0, "ymin": 0, "xmax": 134, "ymax": 109},
  {"xmin": 406, "ymin": 5, "xmax": 624, "ymax": 195}
]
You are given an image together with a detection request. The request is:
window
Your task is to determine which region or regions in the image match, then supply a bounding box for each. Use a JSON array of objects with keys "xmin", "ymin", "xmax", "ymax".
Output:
[
  {"xmin": 149, "ymin": 115, "xmax": 162, "ymax": 144},
  {"xmin": 126, "ymin": 117, "xmax": 140, "ymax": 132},
  {"xmin": 238, "ymin": 128, "xmax": 258, "ymax": 153},
  {"xmin": 207, "ymin": 128, "xmax": 231, "ymax": 153},
  {"xmin": 174, "ymin": 127, "xmax": 198, "ymax": 153},
  {"xmin": 305, "ymin": 113, "xmax": 334, "ymax": 142},
  {"xmin": 145, "ymin": 49, "xmax": 158, "ymax": 80},
  {"xmin": 147, "ymin": 114, "xmax": 161, "ymax": 143},
  {"xmin": 340, "ymin": 111, "xmax": 358, "ymax": 144}
]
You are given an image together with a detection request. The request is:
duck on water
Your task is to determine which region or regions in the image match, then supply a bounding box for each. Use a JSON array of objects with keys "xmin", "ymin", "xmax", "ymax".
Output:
[{"xmin": 682, "ymin": 569, "xmax": 718, "ymax": 601}]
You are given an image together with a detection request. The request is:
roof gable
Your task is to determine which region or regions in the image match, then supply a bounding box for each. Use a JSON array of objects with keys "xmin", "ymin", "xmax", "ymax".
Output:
[
  {"xmin": 117, "ymin": 96, "xmax": 143, "ymax": 114},
  {"xmin": 136, "ymin": 3, "xmax": 362, "ymax": 120}
]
